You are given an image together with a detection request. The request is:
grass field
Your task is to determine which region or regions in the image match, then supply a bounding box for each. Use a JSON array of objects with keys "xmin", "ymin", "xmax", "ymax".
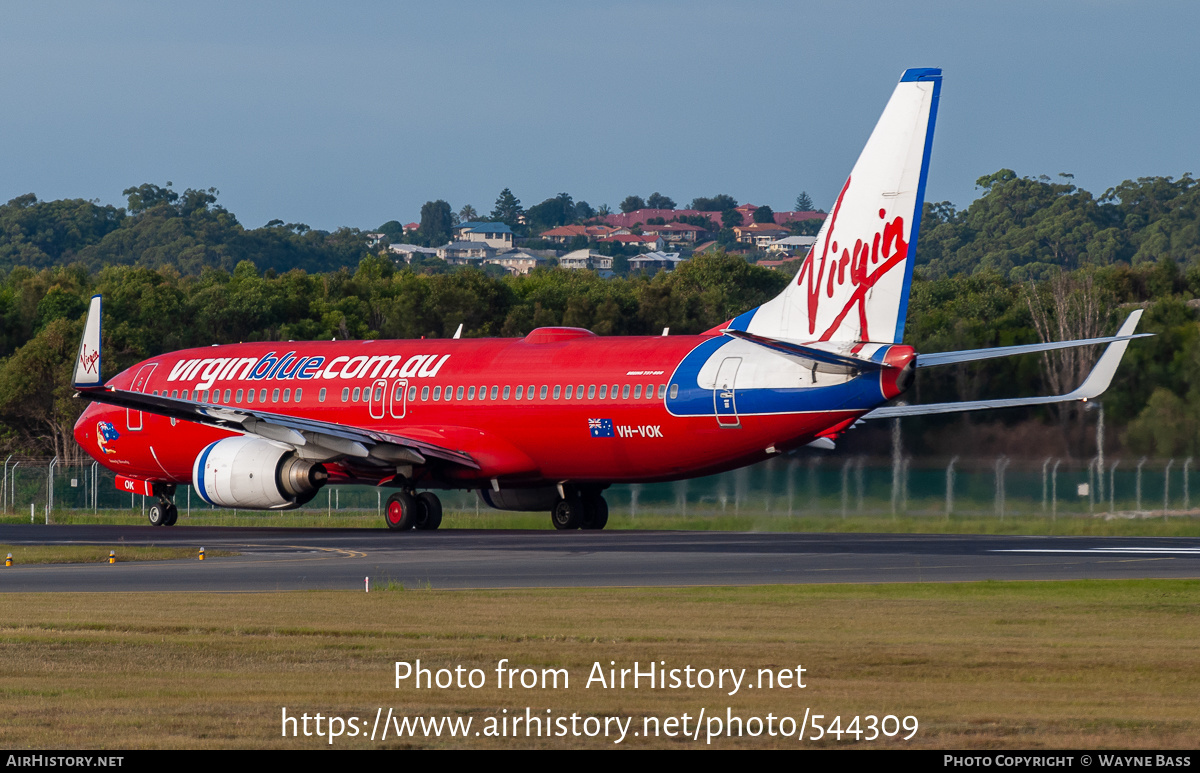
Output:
[
  {"xmin": 0, "ymin": 580, "xmax": 1197, "ymax": 749},
  {"xmin": 0, "ymin": 544, "xmax": 236, "ymax": 564},
  {"xmin": 11, "ymin": 506, "xmax": 1200, "ymax": 537}
]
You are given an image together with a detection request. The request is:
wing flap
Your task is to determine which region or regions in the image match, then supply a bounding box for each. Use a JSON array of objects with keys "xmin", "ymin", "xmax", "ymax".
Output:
[{"xmin": 76, "ymin": 386, "xmax": 478, "ymax": 469}]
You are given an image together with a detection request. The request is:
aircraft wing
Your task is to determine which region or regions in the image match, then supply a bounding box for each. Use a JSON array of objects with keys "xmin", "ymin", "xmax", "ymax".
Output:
[
  {"xmin": 865, "ymin": 310, "xmax": 1143, "ymax": 419},
  {"xmin": 75, "ymin": 386, "xmax": 480, "ymax": 469}
]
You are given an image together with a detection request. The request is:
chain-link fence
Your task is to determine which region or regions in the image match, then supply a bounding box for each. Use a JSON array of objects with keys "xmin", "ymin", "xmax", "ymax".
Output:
[{"xmin": 3, "ymin": 453, "xmax": 1197, "ymax": 522}]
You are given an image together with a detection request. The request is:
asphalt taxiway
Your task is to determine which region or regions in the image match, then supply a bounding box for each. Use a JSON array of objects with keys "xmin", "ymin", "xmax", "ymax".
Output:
[{"xmin": 1, "ymin": 525, "xmax": 1198, "ymax": 591}]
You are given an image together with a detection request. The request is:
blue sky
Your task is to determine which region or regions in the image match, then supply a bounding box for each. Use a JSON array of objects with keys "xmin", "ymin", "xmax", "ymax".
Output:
[{"xmin": 2, "ymin": 1, "xmax": 1196, "ymax": 231}]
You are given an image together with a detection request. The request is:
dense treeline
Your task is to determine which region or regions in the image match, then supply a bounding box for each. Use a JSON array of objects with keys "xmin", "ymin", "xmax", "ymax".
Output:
[
  {"xmin": 0, "ymin": 183, "xmax": 369, "ymax": 275},
  {"xmin": 917, "ymin": 171, "xmax": 1200, "ymax": 280},
  {"xmin": 5, "ymin": 170, "xmax": 1200, "ymax": 462}
]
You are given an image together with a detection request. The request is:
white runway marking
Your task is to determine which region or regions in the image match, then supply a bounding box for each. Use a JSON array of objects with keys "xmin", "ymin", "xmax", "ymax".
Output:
[{"xmin": 994, "ymin": 547, "xmax": 1200, "ymax": 555}]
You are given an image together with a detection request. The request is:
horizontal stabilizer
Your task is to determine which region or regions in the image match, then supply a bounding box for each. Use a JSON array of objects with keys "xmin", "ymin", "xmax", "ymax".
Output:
[
  {"xmin": 916, "ymin": 315, "xmax": 1150, "ymax": 368},
  {"xmin": 866, "ymin": 309, "xmax": 1143, "ymax": 419},
  {"xmin": 721, "ymin": 328, "xmax": 891, "ymax": 374}
]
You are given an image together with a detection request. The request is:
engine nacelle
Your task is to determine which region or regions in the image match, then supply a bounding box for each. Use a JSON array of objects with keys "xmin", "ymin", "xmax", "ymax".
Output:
[
  {"xmin": 193, "ymin": 436, "xmax": 328, "ymax": 510},
  {"xmin": 477, "ymin": 487, "xmax": 560, "ymax": 512}
]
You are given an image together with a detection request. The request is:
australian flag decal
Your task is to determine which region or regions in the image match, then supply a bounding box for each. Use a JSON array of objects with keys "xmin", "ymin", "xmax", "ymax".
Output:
[{"xmin": 588, "ymin": 418, "xmax": 614, "ymax": 438}]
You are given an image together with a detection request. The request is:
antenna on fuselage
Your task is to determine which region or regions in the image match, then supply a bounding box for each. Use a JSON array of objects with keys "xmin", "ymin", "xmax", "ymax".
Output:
[
  {"xmin": 453, "ymin": 324, "xmax": 463, "ymax": 339},
  {"xmin": 662, "ymin": 327, "xmax": 669, "ymax": 336}
]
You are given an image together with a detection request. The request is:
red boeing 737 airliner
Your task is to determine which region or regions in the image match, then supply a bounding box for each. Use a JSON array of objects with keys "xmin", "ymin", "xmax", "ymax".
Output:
[{"xmin": 71, "ymin": 69, "xmax": 1148, "ymax": 530}]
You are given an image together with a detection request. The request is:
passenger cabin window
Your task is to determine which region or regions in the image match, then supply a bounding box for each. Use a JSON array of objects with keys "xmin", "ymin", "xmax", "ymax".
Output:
[
  {"xmin": 353, "ymin": 387, "xmax": 361, "ymax": 401},
  {"xmin": 374, "ymin": 385, "xmax": 383, "ymax": 401},
  {"xmin": 341, "ymin": 387, "xmax": 349, "ymax": 402},
  {"xmin": 295, "ymin": 388, "xmax": 303, "ymax": 402},
  {"xmin": 612, "ymin": 384, "xmax": 620, "ymax": 399},
  {"xmin": 553, "ymin": 385, "xmax": 561, "ymax": 399},
  {"xmin": 272, "ymin": 388, "xmax": 280, "ymax": 402},
  {"xmin": 283, "ymin": 388, "xmax": 291, "ymax": 402},
  {"xmin": 490, "ymin": 385, "xmax": 498, "ymax": 400},
  {"xmin": 670, "ymin": 384, "xmax": 679, "ymax": 398},
  {"xmin": 634, "ymin": 385, "xmax": 642, "ymax": 399},
  {"xmin": 577, "ymin": 384, "xmax": 584, "ymax": 399},
  {"xmin": 236, "ymin": 389, "xmax": 244, "ymax": 402},
  {"xmin": 318, "ymin": 388, "xmax": 326, "ymax": 403},
  {"xmin": 564, "ymin": 385, "xmax": 573, "ymax": 399},
  {"xmin": 503, "ymin": 385, "xmax": 511, "ymax": 400},
  {"xmin": 658, "ymin": 384, "xmax": 666, "ymax": 399},
  {"xmin": 433, "ymin": 386, "xmax": 442, "ymax": 400},
  {"xmin": 408, "ymin": 386, "xmax": 416, "ymax": 401},
  {"xmin": 588, "ymin": 385, "xmax": 596, "ymax": 399},
  {"xmin": 527, "ymin": 385, "xmax": 535, "ymax": 400},
  {"xmin": 539, "ymin": 385, "xmax": 548, "ymax": 399},
  {"xmin": 599, "ymin": 385, "xmax": 607, "ymax": 399},
  {"xmin": 182, "ymin": 390, "xmax": 190, "ymax": 400},
  {"xmin": 456, "ymin": 386, "xmax": 464, "ymax": 400},
  {"xmin": 244, "ymin": 389, "xmax": 252, "ymax": 403},
  {"xmin": 259, "ymin": 389, "xmax": 267, "ymax": 402},
  {"xmin": 468, "ymin": 387, "xmax": 476, "ymax": 400},
  {"xmin": 421, "ymin": 386, "xmax": 429, "ymax": 401},
  {"xmin": 224, "ymin": 389, "xmax": 232, "ymax": 402},
  {"xmin": 516, "ymin": 386, "xmax": 524, "ymax": 399}
]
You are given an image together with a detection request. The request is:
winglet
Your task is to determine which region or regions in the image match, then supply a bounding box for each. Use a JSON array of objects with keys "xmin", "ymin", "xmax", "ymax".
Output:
[
  {"xmin": 72, "ymin": 295, "xmax": 104, "ymax": 388},
  {"xmin": 1072, "ymin": 309, "xmax": 1143, "ymax": 399}
]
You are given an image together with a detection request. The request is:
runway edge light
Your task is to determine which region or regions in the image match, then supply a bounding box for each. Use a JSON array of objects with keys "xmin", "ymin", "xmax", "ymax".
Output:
[
  {"xmin": 5, "ymin": 553, "xmax": 11, "ymax": 567},
  {"xmin": 199, "ymin": 547, "xmax": 205, "ymax": 561},
  {"xmin": 108, "ymin": 550, "xmax": 115, "ymax": 564}
]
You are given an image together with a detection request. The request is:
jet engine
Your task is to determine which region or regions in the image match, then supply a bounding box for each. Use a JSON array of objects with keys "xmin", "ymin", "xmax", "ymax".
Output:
[{"xmin": 192, "ymin": 436, "xmax": 328, "ymax": 509}]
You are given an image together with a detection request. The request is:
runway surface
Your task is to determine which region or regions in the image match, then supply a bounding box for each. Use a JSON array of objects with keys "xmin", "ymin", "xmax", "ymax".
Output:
[{"xmin": 1, "ymin": 525, "xmax": 1199, "ymax": 591}]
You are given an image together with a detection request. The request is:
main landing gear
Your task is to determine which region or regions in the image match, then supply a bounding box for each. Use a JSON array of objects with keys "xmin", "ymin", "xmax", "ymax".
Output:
[
  {"xmin": 147, "ymin": 484, "xmax": 178, "ymax": 527},
  {"xmin": 384, "ymin": 490, "xmax": 443, "ymax": 531},
  {"xmin": 551, "ymin": 492, "xmax": 608, "ymax": 531}
]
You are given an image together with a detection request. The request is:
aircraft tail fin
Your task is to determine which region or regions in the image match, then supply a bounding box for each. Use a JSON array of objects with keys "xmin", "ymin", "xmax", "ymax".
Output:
[
  {"xmin": 730, "ymin": 67, "xmax": 941, "ymax": 344},
  {"xmin": 72, "ymin": 295, "xmax": 104, "ymax": 388}
]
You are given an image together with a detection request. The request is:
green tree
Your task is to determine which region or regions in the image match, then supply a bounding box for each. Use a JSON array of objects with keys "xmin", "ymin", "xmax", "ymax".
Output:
[
  {"xmin": 646, "ymin": 192, "xmax": 676, "ymax": 210},
  {"xmin": 691, "ymin": 194, "xmax": 738, "ymax": 212},
  {"xmin": 752, "ymin": 205, "xmax": 775, "ymax": 223},
  {"xmin": 620, "ymin": 195, "xmax": 646, "ymax": 214},
  {"xmin": 794, "ymin": 192, "xmax": 815, "ymax": 211},
  {"xmin": 458, "ymin": 204, "xmax": 478, "ymax": 223},
  {"xmin": 490, "ymin": 189, "xmax": 524, "ymax": 228},
  {"xmin": 418, "ymin": 200, "xmax": 453, "ymax": 246}
]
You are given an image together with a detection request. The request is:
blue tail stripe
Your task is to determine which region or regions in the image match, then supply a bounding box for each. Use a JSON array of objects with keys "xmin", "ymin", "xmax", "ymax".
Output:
[{"xmin": 892, "ymin": 69, "xmax": 942, "ymax": 342}]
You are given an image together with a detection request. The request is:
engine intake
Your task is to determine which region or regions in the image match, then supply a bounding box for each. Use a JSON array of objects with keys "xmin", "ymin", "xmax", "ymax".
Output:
[{"xmin": 193, "ymin": 436, "xmax": 328, "ymax": 510}]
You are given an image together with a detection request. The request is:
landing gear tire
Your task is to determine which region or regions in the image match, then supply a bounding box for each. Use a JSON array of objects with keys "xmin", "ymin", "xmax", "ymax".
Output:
[
  {"xmin": 415, "ymin": 492, "xmax": 443, "ymax": 531},
  {"xmin": 148, "ymin": 504, "xmax": 166, "ymax": 527},
  {"xmin": 581, "ymin": 496, "xmax": 608, "ymax": 530},
  {"xmin": 162, "ymin": 504, "xmax": 179, "ymax": 526},
  {"xmin": 385, "ymin": 492, "xmax": 418, "ymax": 530},
  {"xmin": 551, "ymin": 496, "xmax": 584, "ymax": 530}
]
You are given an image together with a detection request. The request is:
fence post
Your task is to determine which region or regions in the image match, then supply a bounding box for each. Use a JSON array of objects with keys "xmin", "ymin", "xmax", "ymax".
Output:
[
  {"xmin": 840, "ymin": 458, "xmax": 851, "ymax": 519},
  {"xmin": 47, "ymin": 457, "xmax": 57, "ymax": 524},
  {"xmin": 786, "ymin": 460, "xmax": 796, "ymax": 517},
  {"xmin": 855, "ymin": 457, "xmax": 865, "ymax": 513},
  {"xmin": 631, "ymin": 484, "xmax": 640, "ymax": 519},
  {"xmin": 1041, "ymin": 457, "xmax": 1051, "ymax": 511},
  {"xmin": 1096, "ymin": 403, "xmax": 1105, "ymax": 502},
  {"xmin": 1136, "ymin": 457, "xmax": 1147, "ymax": 513},
  {"xmin": 890, "ymin": 418, "xmax": 902, "ymax": 517},
  {"xmin": 2, "ymin": 454, "xmax": 10, "ymax": 514},
  {"xmin": 1184, "ymin": 458, "xmax": 1192, "ymax": 513},
  {"xmin": 1088, "ymin": 458, "xmax": 1096, "ymax": 514},
  {"xmin": 1109, "ymin": 460, "xmax": 1119, "ymax": 513},
  {"xmin": 1164, "ymin": 458, "xmax": 1174, "ymax": 521},
  {"xmin": 10, "ymin": 462, "xmax": 19, "ymax": 515},
  {"xmin": 945, "ymin": 456, "xmax": 958, "ymax": 517},
  {"xmin": 1051, "ymin": 459, "xmax": 1061, "ymax": 521},
  {"xmin": 994, "ymin": 456, "xmax": 1010, "ymax": 520}
]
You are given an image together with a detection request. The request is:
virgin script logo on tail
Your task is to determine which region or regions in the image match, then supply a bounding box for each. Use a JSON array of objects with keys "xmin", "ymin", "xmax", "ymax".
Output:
[
  {"xmin": 78, "ymin": 344, "xmax": 99, "ymax": 375},
  {"xmin": 795, "ymin": 176, "xmax": 909, "ymax": 342}
]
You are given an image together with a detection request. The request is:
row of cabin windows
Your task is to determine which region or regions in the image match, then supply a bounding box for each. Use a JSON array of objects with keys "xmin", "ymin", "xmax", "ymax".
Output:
[
  {"xmin": 410, "ymin": 383, "xmax": 670, "ymax": 403},
  {"xmin": 152, "ymin": 382, "xmax": 682, "ymax": 406},
  {"xmin": 154, "ymin": 387, "xmax": 305, "ymax": 404}
]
